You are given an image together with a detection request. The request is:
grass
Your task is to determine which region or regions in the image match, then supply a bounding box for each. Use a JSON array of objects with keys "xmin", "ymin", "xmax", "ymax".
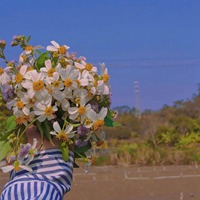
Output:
[{"xmin": 91, "ymin": 139, "xmax": 200, "ymax": 166}]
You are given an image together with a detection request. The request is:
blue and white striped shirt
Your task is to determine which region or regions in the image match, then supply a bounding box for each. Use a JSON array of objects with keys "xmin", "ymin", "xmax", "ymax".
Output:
[{"xmin": 0, "ymin": 149, "xmax": 74, "ymax": 200}]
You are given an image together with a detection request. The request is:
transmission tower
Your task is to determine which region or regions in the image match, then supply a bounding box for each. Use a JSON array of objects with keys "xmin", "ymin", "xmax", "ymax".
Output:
[{"xmin": 134, "ymin": 81, "xmax": 141, "ymax": 118}]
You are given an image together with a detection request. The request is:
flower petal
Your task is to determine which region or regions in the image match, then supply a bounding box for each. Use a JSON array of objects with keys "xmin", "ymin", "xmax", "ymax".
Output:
[
  {"xmin": 47, "ymin": 46, "xmax": 58, "ymax": 52},
  {"xmin": 1, "ymin": 165, "xmax": 14, "ymax": 173},
  {"xmin": 99, "ymin": 107, "xmax": 108, "ymax": 119},
  {"xmin": 20, "ymin": 165, "xmax": 33, "ymax": 172},
  {"xmin": 45, "ymin": 59, "xmax": 52, "ymax": 69},
  {"xmin": 51, "ymin": 41, "xmax": 60, "ymax": 48},
  {"xmin": 65, "ymin": 124, "xmax": 73, "ymax": 133},
  {"xmin": 53, "ymin": 121, "xmax": 61, "ymax": 133},
  {"xmin": 68, "ymin": 107, "xmax": 78, "ymax": 115}
]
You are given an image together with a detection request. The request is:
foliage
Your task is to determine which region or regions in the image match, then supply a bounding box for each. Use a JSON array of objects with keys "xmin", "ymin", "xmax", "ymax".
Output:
[{"xmin": 92, "ymin": 94, "xmax": 200, "ymax": 166}]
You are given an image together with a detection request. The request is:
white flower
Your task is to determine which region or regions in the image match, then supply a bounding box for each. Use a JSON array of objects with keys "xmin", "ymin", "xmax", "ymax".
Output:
[
  {"xmin": 43, "ymin": 67, "xmax": 65, "ymax": 101},
  {"xmin": 24, "ymin": 45, "xmax": 44, "ymax": 55},
  {"xmin": 50, "ymin": 121, "xmax": 75, "ymax": 141},
  {"xmin": 18, "ymin": 53, "xmax": 35, "ymax": 65},
  {"xmin": 0, "ymin": 67, "xmax": 11, "ymax": 85},
  {"xmin": 79, "ymin": 70, "xmax": 94, "ymax": 87},
  {"xmin": 13, "ymin": 65, "xmax": 28, "ymax": 86},
  {"xmin": 1, "ymin": 161, "xmax": 32, "ymax": 173},
  {"xmin": 75, "ymin": 61, "xmax": 97, "ymax": 73},
  {"xmin": 34, "ymin": 99, "xmax": 58, "ymax": 122},
  {"xmin": 21, "ymin": 70, "xmax": 48, "ymax": 100},
  {"xmin": 86, "ymin": 107, "xmax": 108, "ymax": 130},
  {"xmin": 54, "ymin": 89, "xmax": 72, "ymax": 111},
  {"xmin": 47, "ymin": 41, "xmax": 69, "ymax": 55},
  {"xmin": 1, "ymin": 139, "xmax": 38, "ymax": 173},
  {"xmin": 96, "ymin": 63, "xmax": 110, "ymax": 95},
  {"xmin": 14, "ymin": 110, "xmax": 35, "ymax": 125},
  {"xmin": 68, "ymin": 96, "xmax": 91, "ymax": 122},
  {"xmin": 59, "ymin": 66, "xmax": 79, "ymax": 91},
  {"xmin": 24, "ymin": 138, "xmax": 38, "ymax": 165},
  {"xmin": 11, "ymin": 92, "xmax": 33, "ymax": 116},
  {"xmin": 41, "ymin": 60, "xmax": 59, "ymax": 83}
]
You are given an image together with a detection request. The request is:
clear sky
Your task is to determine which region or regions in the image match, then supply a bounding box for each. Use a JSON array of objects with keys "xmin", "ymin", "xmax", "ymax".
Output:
[{"xmin": 1, "ymin": 0, "xmax": 200, "ymax": 110}]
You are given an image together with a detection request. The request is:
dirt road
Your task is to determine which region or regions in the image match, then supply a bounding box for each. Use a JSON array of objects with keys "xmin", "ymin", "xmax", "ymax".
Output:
[{"xmin": 1, "ymin": 165, "xmax": 200, "ymax": 200}]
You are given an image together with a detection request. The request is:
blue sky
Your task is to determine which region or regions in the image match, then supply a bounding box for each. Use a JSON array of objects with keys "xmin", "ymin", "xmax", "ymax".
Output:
[{"xmin": 1, "ymin": 0, "xmax": 200, "ymax": 110}]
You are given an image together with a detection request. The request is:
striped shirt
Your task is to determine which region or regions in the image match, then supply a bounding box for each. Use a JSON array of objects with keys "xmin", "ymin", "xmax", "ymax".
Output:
[{"xmin": 0, "ymin": 149, "xmax": 74, "ymax": 200}]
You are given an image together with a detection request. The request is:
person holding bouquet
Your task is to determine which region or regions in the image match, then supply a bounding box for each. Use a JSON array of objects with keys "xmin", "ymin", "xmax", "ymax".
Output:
[
  {"xmin": 0, "ymin": 35, "xmax": 119, "ymax": 199},
  {"xmin": 0, "ymin": 125, "xmax": 74, "ymax": 200}
]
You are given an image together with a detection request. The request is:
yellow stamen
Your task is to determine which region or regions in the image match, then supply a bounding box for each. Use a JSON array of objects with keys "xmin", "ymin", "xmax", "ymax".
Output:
[
  {"xmin": 75, "ymin": 80, "xmax": 80, "ymax": 87},
  {"xmin": 94, "ymin": 80, "xmax": 98, "ymax": 87},
  {"xmin": 87, "ymin": 91, "xmax": 93, "ymax": 98},
  {"xmin": 23, "ymin": 115, "xmax": 29, "ymax": 122},
  {"xmin": 16, "ymin": 117, "xmax": 24, "ymax": 125},
  {"xmin": 93, "ymin": 120, "xmax": 105, "ymax": 131},
  {"xmin": 64, "ymin": 78, "xmax": 72, "ymax": 87},
  {"xmin": 78, "ymin": 106, "xmax": 86, "ymax": 115},
  {"xmin": 85, "ymin": 63, "xmax": 93, "ymax": 71},
  {"xmin": 21, "ymin": 55, "xmax": 27, "ymax": 61},
  {"xmin": 52, "ymin": 80, "xmax": 60, "ymax": 88},
  {"xmin": 47, "ymin": 68, "xmax": 56, "ymax": 77},
  {"xmin": 16, "ymin": 101, "xmax": 24, "ymax": 109},
  {"xmin": 0, "ymin": 67, "xmax": 4, "ymax": 75},
  {"xmin": 46, "ymin": 87, "xmax": 53, "ymax": 94},
  {"xmin": 74, "ymin": 97, "xmax": 81, "ymax": 105},
  {"xmin": 25, "ymin": 45, "xmax": 33, "ymax": 51},
  {"xmin": 96, "ymin": 95, "xmax": 101, "ymax": 101},
  {"xmin": 58, "ymin": 46, "xmax": 67, "ymax": 54},
  {"xmin": 84, "ymin": 118, "xmax": 92, "ymax": 126},
  {"xmin": 29, "ymin": 149, "xmax": 35, "ymax": 155},
  {"xmin": 60, "ymin": 58, "xmax": 70, "ymax": 68},
  {"xmin": 15, "ymin": 73, "xmax": 23, "ymax": 83},
  {"xmin": 56, "ymin": 131, "xmax": 68, "ymax": 141},
  {"xmin": 103, "ymin": 74, "xmax": 110, "ymax": 82},
  {"xmin": 13, "ymin": 161, "xmax": 20, "ymax": 171},
  {"xmin": 27, "ymin": 66, "xmax": 34, "ymax": 71},
  {"xmin": 77, "ymin": 115, "xmax": 81, "ymax": 121},
  {"xmin": 33, "ymin": 80, "xmax": 44, "ymax": 90},
  {"xmin": 53, "ymin": 52, "xmax": 59, "ymax": 58},
  {"xmin": 44, "ymin": 106, "xmax": 54, "ymax": 116}
]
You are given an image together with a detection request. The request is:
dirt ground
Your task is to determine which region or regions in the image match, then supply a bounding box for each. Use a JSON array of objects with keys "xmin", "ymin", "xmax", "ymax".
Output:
[{"xmin": 1, "ymin": 164, "xmax": 200, "ymax": 200}]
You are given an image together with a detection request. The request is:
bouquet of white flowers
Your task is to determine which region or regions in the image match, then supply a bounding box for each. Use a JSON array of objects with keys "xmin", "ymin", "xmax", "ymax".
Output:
[{"xmin": 0, "ymin": 35, "xmax": 120, "ymax": 172}]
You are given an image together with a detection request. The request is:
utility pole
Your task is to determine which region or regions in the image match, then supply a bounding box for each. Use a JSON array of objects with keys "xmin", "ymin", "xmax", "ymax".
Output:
[{"xmin": 134, "ymin": 81, "xmax": 141, "ymax": 118}]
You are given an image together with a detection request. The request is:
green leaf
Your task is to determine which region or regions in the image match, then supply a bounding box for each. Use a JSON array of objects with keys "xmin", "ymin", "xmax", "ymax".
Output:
[
  {"xmin": 106, "ymin": 109, "xmax": 112, "ymax": 118},
  {"xmin": 0, "ymin": 141, "xmax": 5, "ymax": 148},
  {"xmin": 0, "ymin": 131, "xmax": 12, "ymax": 142},
  {"xmin": 36, "ymin": 52, "xmax": 49, "ymax": 70},
  {"xmin": 42, "ymin": 120, "xmax": 51, "ymax": 139},
  {"xmin": 104, "ymin": 116, "xmax": 121, "ymax": 127},
  {"xmin": 74, "ymin": 143, "xmax": 91, "ymax": 154},
  {"xmin": 72, "ymin": 123, "xmax": 81, "ymax": 128},
  {"xmin": 51, "ymin": 57, "xmax": 58, "ymax": 67},
  {"xmin": 59, "ymin": 142, "xmax": 69, "ymax": 161},
  {"xmin": 0, "ymin": 141, "xmax": 12, "ymax": 161},
  {"xmin": 36, "ymin": 120, "xmax": 54, "ymax": 145},
  {"xmin": 112, "ymin": 121, "xmax": 121, "ymax": 127},
  {"xmin": 6, "ymin": 115, "xmax": 16, "ymax": 131},
  {"xmin": 35, "ymin": 120, "xmax": 44, "ymax": 141}
]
